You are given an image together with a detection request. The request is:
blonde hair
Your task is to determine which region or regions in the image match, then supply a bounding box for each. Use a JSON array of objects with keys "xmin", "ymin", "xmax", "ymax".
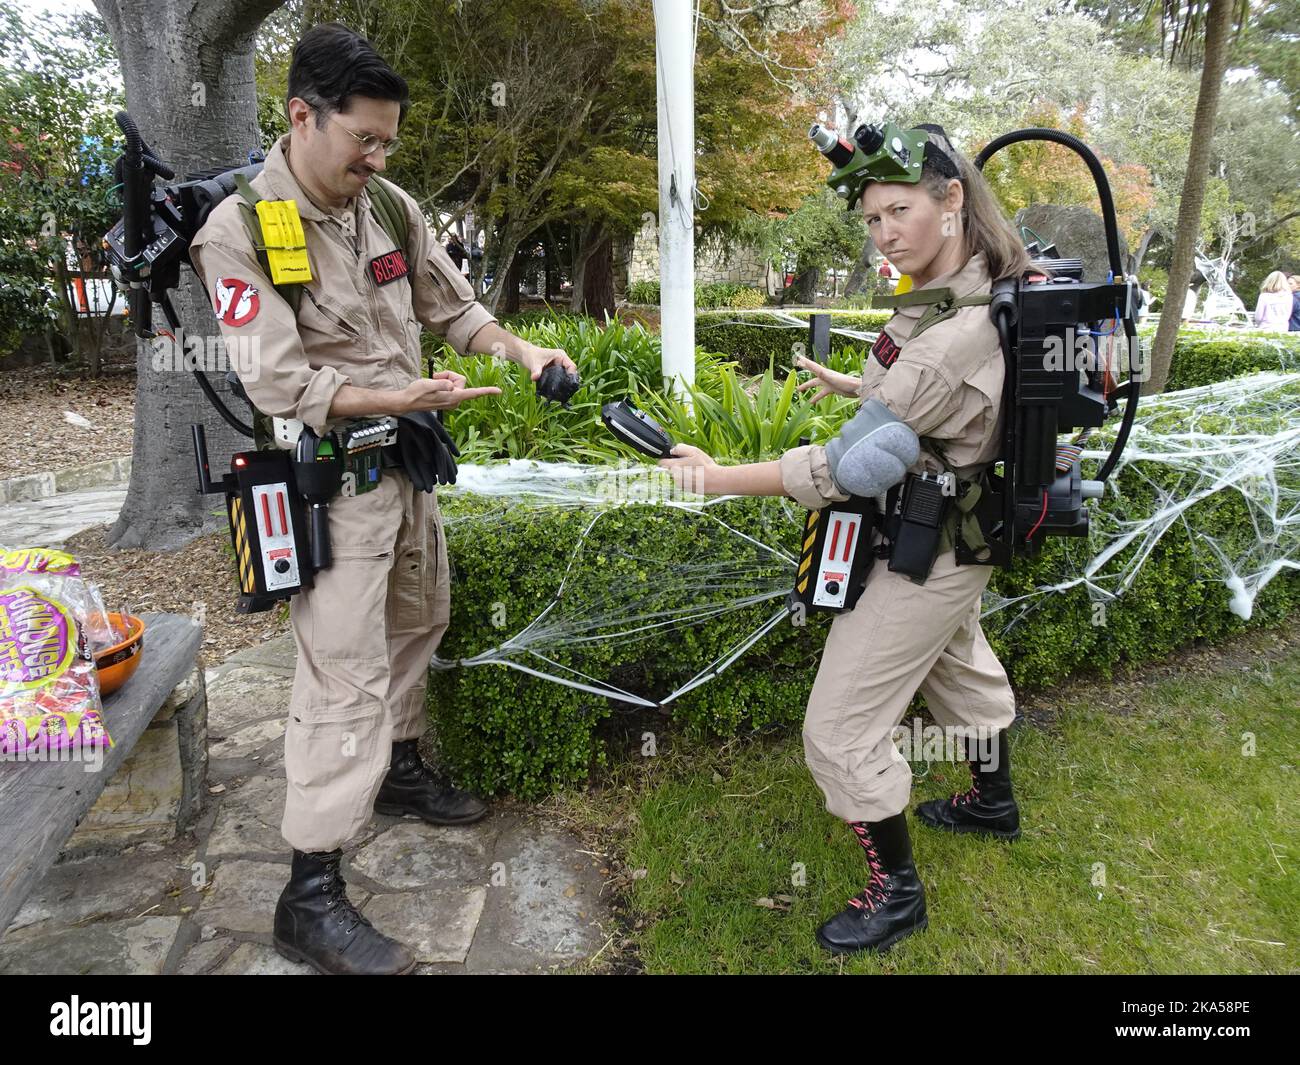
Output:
[
  {"xmin": 1261, "ymin": 270, "xmax": 1289, "ymax": 294},
  {"xmin": 917, "ymin": 130, "xmax": 1033, "ymax": 282}
]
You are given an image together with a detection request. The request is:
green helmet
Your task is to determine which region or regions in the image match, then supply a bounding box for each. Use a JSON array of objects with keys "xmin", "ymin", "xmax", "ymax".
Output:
[{"xmin": 810, "ymin": 121, "xmax": 948, "ymax": 207}]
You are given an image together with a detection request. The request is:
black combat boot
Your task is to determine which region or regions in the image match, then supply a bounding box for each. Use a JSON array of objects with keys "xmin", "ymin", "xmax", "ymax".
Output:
[
  {"xmin": 373, "ymin": 738, "xmax": 488, "ymax": 825},
  {"xmin": 273, "ymin": 849, "xmax": 416, "ymax": 975},
  {"xmin": 815, "ymin": 813, "xmax": 928, "ymax": 955},
  {"xmin": 914, "ymin": 728, "xmax": 1021, "ymax": 840}
]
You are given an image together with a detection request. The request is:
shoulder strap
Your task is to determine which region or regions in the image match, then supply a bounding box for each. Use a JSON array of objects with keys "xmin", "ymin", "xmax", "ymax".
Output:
[
  {"xmin": 367, "ymin": 176, "xmax": 409, "ymax": 257},
  {"xmin": 878, "ymin": 285, "xmax": 994, "ymax": 339},
  {"xmin": 874, "ymin": 287, "xmax": 956, "ymax": 311}
]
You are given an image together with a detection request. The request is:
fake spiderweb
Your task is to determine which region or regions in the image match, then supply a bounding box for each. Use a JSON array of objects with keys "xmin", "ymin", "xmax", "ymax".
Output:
[{"xmin": 433, "ymin": 372, "xmax": 1300, "ymax": 707}]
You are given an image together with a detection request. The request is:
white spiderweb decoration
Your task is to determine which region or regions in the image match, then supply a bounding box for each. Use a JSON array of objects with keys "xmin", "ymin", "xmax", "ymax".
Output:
[{"xmin": 434, "ymin": 373, "xmax": 1300, "ymax": 706}]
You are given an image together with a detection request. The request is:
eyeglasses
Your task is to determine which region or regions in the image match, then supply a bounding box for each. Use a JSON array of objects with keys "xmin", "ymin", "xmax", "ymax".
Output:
[{"xmin": 313, "ymin": 106, "xmax": 400, "ymax": 157}]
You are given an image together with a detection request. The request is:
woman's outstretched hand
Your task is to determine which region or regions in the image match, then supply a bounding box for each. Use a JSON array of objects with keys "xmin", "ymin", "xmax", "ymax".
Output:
[
  {"xmin": 658, "ymin": 443, "xmax": 718, "ymax": 493},
  {"xmin": 795, "ymin": 354, "xmax": 861, "ymax": 404}
]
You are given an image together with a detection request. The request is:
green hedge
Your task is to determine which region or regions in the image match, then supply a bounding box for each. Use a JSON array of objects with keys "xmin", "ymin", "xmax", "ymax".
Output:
[
  {"xmin": 429, "ymin": 379, "xmax": 1300, "ymax": 799},
  {"xmin": 1164, "ymin": 329, "xmax": 1300, "ymax": 390},
  {"xmin": 625, "ymin": 280, "xmax": 767, "ymax": 309},
  {"xmin": 696, "ymin": 309, "xmax": 892, "ymax": 375}
]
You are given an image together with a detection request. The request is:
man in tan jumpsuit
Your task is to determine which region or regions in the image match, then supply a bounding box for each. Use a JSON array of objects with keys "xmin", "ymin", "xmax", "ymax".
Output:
[
  {"xmin": 661, "ymin": 124, "xmax": 1026, "ymax": 956},
  {"xmin": 190, "ymin": 24, "xmax": 577, "ymax": 975}
]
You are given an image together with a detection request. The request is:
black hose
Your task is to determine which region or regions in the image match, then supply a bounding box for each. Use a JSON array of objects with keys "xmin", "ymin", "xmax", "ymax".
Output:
[
  {"xmin": 142, "ymin": 152, "xmax": 174, "ymax": 180},
  {"xmin": 156, "ymin": 291, "xmax": 255, "ymax": 438},
  {"xmin": 114, "ymin": 111, "xmax": 141, "ymax": 155},
  {"xmin": 192, "ymin": 368, "xmax": 255, "ymax": 437},
  {"xmin": 976, "ymin": 126, "xmax": 1138, "ymax": 485},
  {"xmin": 974, "ymin": 128, "xmax": 1124, "ymax": 279}
]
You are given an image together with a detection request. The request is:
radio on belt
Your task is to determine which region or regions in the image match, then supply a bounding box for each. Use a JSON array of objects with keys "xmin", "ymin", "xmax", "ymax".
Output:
[{"xmin": 192, "ymin": 424, "xmax": 313, "ymax": 614}]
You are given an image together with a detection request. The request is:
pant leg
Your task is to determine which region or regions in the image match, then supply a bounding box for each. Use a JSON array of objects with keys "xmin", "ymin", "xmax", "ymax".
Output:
[
  {"xmin": 917, "ymin": 583, "xmax": 1016, "ymax": 742},
  {"xmin": 385, "ymin": 476, "xmax": 451, "ymax": 741},
  {"xmin": 802, "ymin": 548, "xmax": 997, "ymax": 823},
  {"xmin": 281, "ymin": 477, "xmax": 402, "ymax": 852}
]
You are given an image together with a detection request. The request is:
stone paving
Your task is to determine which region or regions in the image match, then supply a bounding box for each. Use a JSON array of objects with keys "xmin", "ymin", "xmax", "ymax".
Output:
[
  {"xmin": 0, "ymin": 475, "xmax": 616, "ymax": 974},
  {"xmin": 1, "ymin": 632, "xmax": 613, "ymax": 974},
  {"xmin": 0, "ymin": 482, "xmax": 128, "ymax": 546}
]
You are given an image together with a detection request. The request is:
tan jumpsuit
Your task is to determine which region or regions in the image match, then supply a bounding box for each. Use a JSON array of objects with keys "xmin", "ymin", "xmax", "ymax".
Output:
[
  {"xmin": 778, "ymin": 251, "xmax": 1017, "ymax": 822},
  {"xmin": 190, "ymin": 135, "xmax": 497, "ymax": 850}
]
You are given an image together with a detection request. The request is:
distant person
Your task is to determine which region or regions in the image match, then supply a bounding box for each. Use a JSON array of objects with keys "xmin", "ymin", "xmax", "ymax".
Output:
[
  {"xmin": 1136, "ymin": 283, "xmax": 1152, "ymax": 321},
  {"xmin": 1253, "ymin": 271, "xmax": 1292, "ymax": 332},
  {"xmin": 445, "ymin": 233, "xmax": 467, "ymax": 270},
  {"xmin": 1288, "ymin": 274, "xmax": 1300, "ymax": 332},
  {"xmin": 1182, "ymin": 283, "xmax": 1199, "ymax": 320}
]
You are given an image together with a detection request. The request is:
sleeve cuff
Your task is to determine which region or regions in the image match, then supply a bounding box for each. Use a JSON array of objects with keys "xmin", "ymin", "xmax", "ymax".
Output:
[
  {"xmin": 444, "ymin": 304, "xmax": 498, "ymax": 356},
  {"xmin": 295, "ymin": 364, "xmax": 351, "ymax": 436},
  {"xmin": 779, "ymin": 444, "xmax": 849, "ymax": 510}
]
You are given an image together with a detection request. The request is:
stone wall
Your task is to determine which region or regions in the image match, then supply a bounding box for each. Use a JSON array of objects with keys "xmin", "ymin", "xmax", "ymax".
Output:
[{"xmin": 622, "ymin": 221, "xmax": 777, "ymax": 295}]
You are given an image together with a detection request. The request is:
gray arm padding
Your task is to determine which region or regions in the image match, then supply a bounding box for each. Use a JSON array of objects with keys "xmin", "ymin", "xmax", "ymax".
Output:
[{"xmin": 824, "ymin": 398, "xmax": 920, "ymax": 497}]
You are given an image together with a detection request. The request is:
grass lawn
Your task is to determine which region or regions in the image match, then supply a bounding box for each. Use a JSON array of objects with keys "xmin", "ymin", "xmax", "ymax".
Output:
[{"xmin": 556, "ymin": 635, "xmax": 1299, "ymax": 974}]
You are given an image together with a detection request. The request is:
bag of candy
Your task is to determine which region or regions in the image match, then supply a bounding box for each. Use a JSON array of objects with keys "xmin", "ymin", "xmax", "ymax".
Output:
[{"xmin": 0, "ymin": 550, "xmax": 112, "ymax": 756}]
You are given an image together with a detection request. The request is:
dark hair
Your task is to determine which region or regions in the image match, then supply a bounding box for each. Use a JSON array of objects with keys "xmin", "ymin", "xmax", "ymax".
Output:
[{"xmin": 286, "ymin": 23, "xmax": 409, "ymax": 127}]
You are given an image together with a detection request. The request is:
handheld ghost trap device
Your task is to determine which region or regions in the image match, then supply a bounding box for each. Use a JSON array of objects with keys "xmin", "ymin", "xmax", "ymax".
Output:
[
  {"xmin": 804, "ymin": 121, "xmax": 1140, "ymax": 586},
  {"xmin": 601, "ymin": 399, "xmax": 676, "ymax": 458}
]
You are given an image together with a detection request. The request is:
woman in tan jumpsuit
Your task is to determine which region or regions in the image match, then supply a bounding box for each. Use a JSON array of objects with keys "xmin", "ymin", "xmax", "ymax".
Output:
[{"xmin": 661, "ymin": 127, "xmax": 1032, "ymax": 956}]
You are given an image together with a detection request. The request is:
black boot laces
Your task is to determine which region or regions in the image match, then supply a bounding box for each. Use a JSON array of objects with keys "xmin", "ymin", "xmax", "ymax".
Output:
[{"xmin": 318, "ymin": 859, "xmax": 370, "ymax": 937}]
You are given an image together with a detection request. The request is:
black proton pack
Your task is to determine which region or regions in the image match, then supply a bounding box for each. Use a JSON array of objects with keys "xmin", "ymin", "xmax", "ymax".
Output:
[
  {"xmin": 968, "ymin": 127, "xmax": 1141, "ymax": 567},
  {"xmin": 794, "ymin": 123, "xmax": 1141, "ymax": 612}
]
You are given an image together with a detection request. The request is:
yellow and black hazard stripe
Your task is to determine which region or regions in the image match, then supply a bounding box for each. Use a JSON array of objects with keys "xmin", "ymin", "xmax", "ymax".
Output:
[
  {"xmin": 229, "ymin": 495, "xmax": 256, "ymax": 594},
  {"xmin": 794, "ymin": 508, "xmax": 820, "ymax": 597}
]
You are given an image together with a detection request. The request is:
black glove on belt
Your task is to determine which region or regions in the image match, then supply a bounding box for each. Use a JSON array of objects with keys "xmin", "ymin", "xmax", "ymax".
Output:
[{"xmin": 389, "ymin": 411, "xmax": 459, "ymax": 491}]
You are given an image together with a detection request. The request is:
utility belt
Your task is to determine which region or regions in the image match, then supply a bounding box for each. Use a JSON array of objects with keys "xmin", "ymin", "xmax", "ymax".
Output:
[
  {"xmin": 194, "ymin": 414, "xmax": 406, "ymax": 615},
  {"xmin": 789, "ymin": 466, "xmax": 993, "ymax": 616}
]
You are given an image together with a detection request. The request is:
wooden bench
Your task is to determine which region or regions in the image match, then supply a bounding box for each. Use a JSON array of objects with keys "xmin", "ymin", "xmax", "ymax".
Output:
[{"xmin": 0, "ymin": 611, "xmax": 205, "ymax": 938}]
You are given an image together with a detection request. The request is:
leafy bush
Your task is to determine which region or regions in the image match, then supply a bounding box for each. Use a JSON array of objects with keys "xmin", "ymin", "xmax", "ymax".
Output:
[
  {"xmin": 696, "ymin": 309, "xmax": 892, "ymax": 375},
  {"xmin": 624, "ymin": 280, "xmax": 767, "ymax": 309},
  {"xmin": 1165, "ymin": 329, "xmax": 1300, "ymax": 390},
  {"xmin": 428, "ymin": 313, "xmax": 843, "ymax": 464},
  {"xmin": 626, "ymin": 280, "xmax": 659, "ymax": 305}
]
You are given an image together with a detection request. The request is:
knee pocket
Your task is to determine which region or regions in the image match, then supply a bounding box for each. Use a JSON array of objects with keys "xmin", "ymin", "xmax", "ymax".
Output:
[
  {"xmin": 286, "ymin": 705, "xmax": 387, "ymax": 788},
  {"xmin": 307, "ymin": 553, "xmax": 393, "ymax": 662}
]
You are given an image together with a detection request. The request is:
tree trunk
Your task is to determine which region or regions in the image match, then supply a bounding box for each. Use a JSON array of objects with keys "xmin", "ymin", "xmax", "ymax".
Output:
[
  {"xmin": 504, "ymin": 253, "xmax": 523, "ymax": 314},
  {"xmin": 481, "ymin": 228, "xmax": 522, "ymax": 314},
  {"xmin": 581, "ymin": 230, "xmax": 614, "ymax": 321},
  {"xmin": 843, "ymin": 235, "xmax": 879, "ymax": 298},
  {"xmin": 1127, "ymin": 228, "xmax": 1156, "ymax": 278},
  {"xmin": 569, "ymin": 221, "xmax": 612, "ymax": 318},
  {"xmin": 782, "ymin": 264, "xmax": 820, "ymax": 306},
  {"xmin": 93, "ymin": 0, "xmax": 284, "ymax": 550},
  {"xmin": 1146, "ymin": 0, "xmax": 1234, "ymax": 394}
]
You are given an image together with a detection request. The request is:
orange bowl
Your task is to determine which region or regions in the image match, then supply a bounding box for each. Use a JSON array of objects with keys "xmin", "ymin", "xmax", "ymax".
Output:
[{"xmin": 94, "ymin": 613, "xmax": 146, "ymax": 697}]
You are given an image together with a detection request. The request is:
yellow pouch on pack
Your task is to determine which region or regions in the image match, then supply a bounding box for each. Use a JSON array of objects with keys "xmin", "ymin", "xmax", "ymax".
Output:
[{"xmin": 255, "ymin": 199, "xmax": 313, "ymax": 285}]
